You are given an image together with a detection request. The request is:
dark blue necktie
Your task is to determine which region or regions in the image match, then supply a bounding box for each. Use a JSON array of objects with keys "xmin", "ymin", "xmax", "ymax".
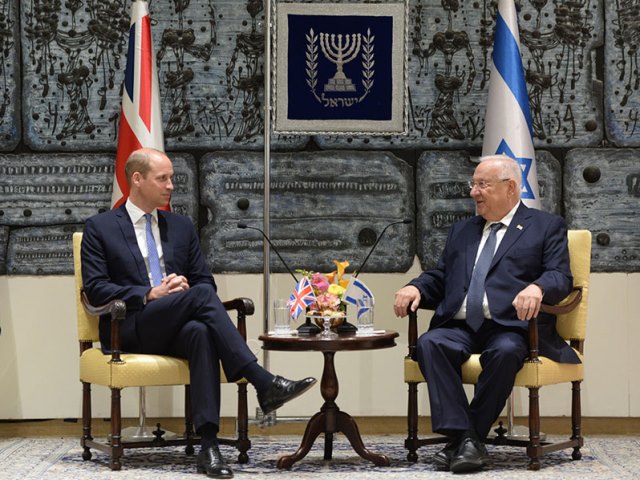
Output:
[
  {"xmin": 144, "ymin": 213, "xmax": 163, "ymax": 287},
  {"xmin": 466, "ymin": 222, "xmax": 503, "ymax": 331}
]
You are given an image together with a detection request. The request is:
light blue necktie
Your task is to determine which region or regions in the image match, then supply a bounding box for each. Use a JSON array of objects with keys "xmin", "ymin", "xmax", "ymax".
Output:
[
  {"xmin": 144, "ymin": 213, "xmax": 163, "ymax": 287},
  {"xmin": 466, "ymin": 222, "xmax": 503, "ymax": 331}
]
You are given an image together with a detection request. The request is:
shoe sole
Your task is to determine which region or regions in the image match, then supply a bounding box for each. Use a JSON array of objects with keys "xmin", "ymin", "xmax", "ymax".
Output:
[
  {"xmin": 449, "ymin": 457, "xmax": 485, "ymax": 474},
  {"xmin": 196, "ymin": 465, "xmax": 234, "ymax": 478}
]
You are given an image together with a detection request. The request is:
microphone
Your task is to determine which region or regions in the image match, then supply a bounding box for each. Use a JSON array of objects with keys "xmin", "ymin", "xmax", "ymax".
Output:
[
  {"xmin": 354, "ymin": 219, "xmax": 412, "ymax": 277},
  {"xmin": 237, "ymin": 222, "xmax": 299, "ymax": 283}
]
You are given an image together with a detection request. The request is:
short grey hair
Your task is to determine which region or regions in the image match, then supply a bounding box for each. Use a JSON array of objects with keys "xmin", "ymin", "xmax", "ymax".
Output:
[{"xmin": 479, "ymin": 154, "xmax": 522, "ymax": 197}]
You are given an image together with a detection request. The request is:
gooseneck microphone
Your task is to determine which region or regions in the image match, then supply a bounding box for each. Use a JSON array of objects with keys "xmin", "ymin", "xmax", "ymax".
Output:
[
  {"xmin": 237, "ymin": 222, "xmax": 299, "ymax": 283},
  {"xmin": 354, "ymin": 219, "xmax": 413, "ymax": 277}
]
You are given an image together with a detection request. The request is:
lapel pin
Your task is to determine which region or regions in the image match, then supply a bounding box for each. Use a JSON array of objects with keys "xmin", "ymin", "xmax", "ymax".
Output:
[{"xmin": 516, "ymin": 224, "xmax": 523, "ymax": 230}]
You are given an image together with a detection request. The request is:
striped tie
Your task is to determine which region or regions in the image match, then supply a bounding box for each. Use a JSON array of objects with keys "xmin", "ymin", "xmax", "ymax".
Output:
[
  {"xmin": 144, "ymin": 213, "xmax": 163, "ymax": 287},
  {"xmin": 466, "ymin": 222, "xmax": 503, "ymax": 331}
]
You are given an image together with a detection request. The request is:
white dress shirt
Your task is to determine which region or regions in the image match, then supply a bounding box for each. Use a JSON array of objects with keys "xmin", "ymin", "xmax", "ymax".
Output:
[{"xmin": 126, "ymin": 199, "xmax": 166, "ymax": 286}]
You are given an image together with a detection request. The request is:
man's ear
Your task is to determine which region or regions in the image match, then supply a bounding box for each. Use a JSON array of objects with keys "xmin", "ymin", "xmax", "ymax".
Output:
[{"xmin": 131, "ymin": 171, "xmax": 141, "ymax": 185}]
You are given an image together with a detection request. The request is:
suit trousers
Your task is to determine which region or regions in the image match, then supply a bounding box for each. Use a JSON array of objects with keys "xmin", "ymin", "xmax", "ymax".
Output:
[
  {"xmin": 416, "ymin": 319, "xmax": 528, "ymax": 440},
  {"xmin": 132, "ymin": 283, "xmax": 257, "ymax": 430}
]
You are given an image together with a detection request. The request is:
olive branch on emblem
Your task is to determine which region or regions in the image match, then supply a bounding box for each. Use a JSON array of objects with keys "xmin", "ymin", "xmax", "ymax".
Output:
[
  {"xmin": 305, "ymin": 28, "xmax": 322, "ymax": 102},
  {"xmin": 360, "ymin": 28, "xmax": 375, "ymax": 101}
]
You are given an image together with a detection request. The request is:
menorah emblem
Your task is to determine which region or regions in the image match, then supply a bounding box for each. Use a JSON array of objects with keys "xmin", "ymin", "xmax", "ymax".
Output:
[{"xmin": 319, "ymin": 32, "xmax": 362, "ymax": 92}]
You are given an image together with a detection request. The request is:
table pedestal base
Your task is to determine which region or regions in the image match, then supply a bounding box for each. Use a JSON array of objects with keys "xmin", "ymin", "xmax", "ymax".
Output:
[{"xmin": 276, "ymin": 351, "xmax": 390, "ymax": 469}]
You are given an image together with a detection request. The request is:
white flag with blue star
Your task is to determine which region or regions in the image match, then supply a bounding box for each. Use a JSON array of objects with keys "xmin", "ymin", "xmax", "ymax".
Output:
[{"xmin": 482, "ymin": 0, "xmax": 541, "ymax": 209}]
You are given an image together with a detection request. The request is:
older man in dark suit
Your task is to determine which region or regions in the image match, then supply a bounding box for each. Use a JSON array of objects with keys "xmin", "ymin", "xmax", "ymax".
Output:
[
  {"xmin": 82, "ymin": 148, "xmax": 316, "ymax": 479},
  {"xmin": 394, "ymin": 155, "xmax": 580, "ymax": 473}
]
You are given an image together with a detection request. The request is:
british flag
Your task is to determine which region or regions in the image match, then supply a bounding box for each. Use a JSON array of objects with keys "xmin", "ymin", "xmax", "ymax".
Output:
[
  {"xmin": 111, "ymin": 1, "xmax": 165, "ymax": 209},
  {"xmin": 289, "ymin": 277, "xmax": 316, "ymax": 321}
]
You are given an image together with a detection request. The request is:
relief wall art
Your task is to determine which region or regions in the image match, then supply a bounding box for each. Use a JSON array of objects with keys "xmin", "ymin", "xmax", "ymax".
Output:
[{"xmin": 0, "ymin": 0, "xmax": 638, "ymax": 276}]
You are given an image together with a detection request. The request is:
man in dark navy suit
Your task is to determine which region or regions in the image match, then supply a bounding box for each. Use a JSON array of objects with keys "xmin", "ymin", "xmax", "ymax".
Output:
[
  {"xmin": 394, "ymin": 155, "xmax": 580, "ymax": 473},
  {"xmin": 82, "ymin": 148, "xmax": 316, "ymax": 479}
]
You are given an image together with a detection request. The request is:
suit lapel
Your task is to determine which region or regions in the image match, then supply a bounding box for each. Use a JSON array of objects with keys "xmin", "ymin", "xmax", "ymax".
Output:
[
  {"xmin": 490, "ymin": 202, "xmax": 531, "ymax": 268},
  {"xmin": 115, "ymin": 205, "xmax": 149, "ymax": 283}
]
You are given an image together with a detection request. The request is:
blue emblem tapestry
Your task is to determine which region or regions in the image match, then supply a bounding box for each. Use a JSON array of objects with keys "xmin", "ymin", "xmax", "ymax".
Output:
[{"xmin": 274, "ymin": 2, "xmax": 407, "ymax": 134}]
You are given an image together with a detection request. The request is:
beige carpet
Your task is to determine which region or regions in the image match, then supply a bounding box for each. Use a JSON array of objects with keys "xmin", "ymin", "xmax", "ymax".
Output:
[{"xmin": 1, "ymin": 434, "xmax": 639, "ymax": 479}]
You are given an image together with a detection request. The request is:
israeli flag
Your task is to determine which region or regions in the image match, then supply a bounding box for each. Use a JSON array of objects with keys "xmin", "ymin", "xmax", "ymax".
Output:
[
  {"xmin": 343, "ymin": 277, "xmax": 374, "ymax": 307},
  {"xmin": 482, "ymin": 0, "xmax": 541, "ymax": 209}
]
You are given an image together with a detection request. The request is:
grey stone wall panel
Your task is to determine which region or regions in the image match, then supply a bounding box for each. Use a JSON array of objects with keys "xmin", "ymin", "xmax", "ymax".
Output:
[
  {"xmin": 316, "ymin": 0, "xmax": 603, "ymax": 150},
  {"xmin": 21, "ymin": 0, "xmax": 305, "ymax": 151},
  {"xmin": 200, "ymin": 150, "xmax": 415, "ymax": 274},
  {"xmin": 0, "ymin": 153, "xmax": 198, "ymax": 227},
  {"xmin": 416, "ymin": 151, "xmax": 562, "ymax": 270},
  {"xmin": 6, "ymin": 225, "xmax": 83, "ymax": 275},
  {"xmin": 0, "ymin": 226, "xmax": 8, "ymax": 275},
  {"xmin": 604, "ymin": 2, "xmax": 640, "ymax": 146},
  {"xmin": 0, "ymin": 0, "xmax": 19, "ymax": 151},
  {"xmin": 564, "ymin": 148, "xmax": 640, "ymax": 272},
  {"xmin": 0, "ymin": 152, "xmax": 197, "ymax": 274}
]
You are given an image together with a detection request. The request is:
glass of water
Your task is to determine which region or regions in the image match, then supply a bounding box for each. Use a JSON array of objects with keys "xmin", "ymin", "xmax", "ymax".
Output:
[
  {"xmin": 273, "ymin": 298, "xmax": 292, "ymax": 336},
  {"xmin": 356, "ymin": 296, "xmax": 374, "ymax": 335}
]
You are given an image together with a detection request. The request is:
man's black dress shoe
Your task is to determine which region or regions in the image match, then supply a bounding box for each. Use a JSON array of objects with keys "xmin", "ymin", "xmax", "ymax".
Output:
[
  {"xmin": 196, "ymin": 446, "xmax": 233, "ymax": 479},
  {"xmin": 258, "ymin": 375, "xmax": 317, "ymax": 414},
  {"xmin": 449, "ymin": 436, "xmax": 489, "ymax": 473},
  {"xmin": 433, "ymin": 439, "xmax": 460, "ymax": 469}
]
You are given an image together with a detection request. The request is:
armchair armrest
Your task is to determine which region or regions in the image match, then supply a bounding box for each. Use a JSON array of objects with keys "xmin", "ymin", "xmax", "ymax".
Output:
[
  {"xmin": 407, "ymin": 310, "xmax": 419, "ymax": 361},
  {"xmin": 80, "ymin": 291, "xmax": 126, "ymax": 363},
  {"xmin": 527, "ymin": 286, "xmax": 584, "ymax": 362},
  {"xmin": 222, "ymin": 297, "xmax": 255, "ymax": 341}
]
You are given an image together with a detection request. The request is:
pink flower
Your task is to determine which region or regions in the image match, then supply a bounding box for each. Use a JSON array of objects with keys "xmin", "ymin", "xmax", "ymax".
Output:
[
  {"xmin": 311, "ymin": 273, "xmax": 330, "ymax": 293},
  {"xmin": 316, "ymin": 293, "xmax": 340, "ymax": 309}
]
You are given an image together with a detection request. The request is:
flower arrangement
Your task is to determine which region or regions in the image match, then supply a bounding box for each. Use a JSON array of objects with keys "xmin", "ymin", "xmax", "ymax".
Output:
[{"xmin": 297, "ymin": 260, "xmax": 350, "ymax": 318}]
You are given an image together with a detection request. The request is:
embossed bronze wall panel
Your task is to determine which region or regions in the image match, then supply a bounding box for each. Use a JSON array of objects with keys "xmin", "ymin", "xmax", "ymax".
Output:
[
  {"xmin": 565, "ymin": 148, "xmax": 640, "ymax": 272},
  {"xmin": 0, "ymin": 0, "xmax": 19, "ymax": 151},
  {"xmin": 20, "ymin": 0, "xmax": 306, "ymax": 150},
  {"xmin": 317, "ymin": 0, "xmax": 603, "ymax": 150},
  {"xmin": 0, "ymin": 153, "xmax": 197, "ymax": 274},
  {"xmin": 199, "ymin": 150, "xmax": 415, "ymax": 274}
]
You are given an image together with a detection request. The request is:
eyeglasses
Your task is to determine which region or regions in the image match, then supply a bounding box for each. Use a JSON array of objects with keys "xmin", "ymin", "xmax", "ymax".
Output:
[{"xmin": 467, "ymin": 179, "xmax": 510, "ymax": 190}]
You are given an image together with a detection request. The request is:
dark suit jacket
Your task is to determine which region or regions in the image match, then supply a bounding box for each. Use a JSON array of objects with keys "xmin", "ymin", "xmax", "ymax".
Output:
[
  {"xmin": 81, "ymin": 205, "xmax": 214, "ymax": 351},
  {"xmin": 409, "ymin": 202, "xmax": 580, "ymax": 364}
]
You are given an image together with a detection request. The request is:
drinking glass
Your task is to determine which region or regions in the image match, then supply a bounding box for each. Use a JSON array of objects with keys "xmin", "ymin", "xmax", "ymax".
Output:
[
  {"xmin": 356, "ymin": 296, "xmax": 375, "ymax": 335},
  {"xmin": 273, "ymin": 298, "xmax": 292, "ymax": 336}
]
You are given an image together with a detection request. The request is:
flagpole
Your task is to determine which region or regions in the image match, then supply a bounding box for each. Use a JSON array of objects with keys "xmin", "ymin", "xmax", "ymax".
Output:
[{"xmin": 263, "ymin": 0, "xmax": 272, "ymax": 375}]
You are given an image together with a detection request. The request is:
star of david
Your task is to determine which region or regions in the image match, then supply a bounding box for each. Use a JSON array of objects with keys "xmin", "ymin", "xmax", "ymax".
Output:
[{"xmin": 494, "ymin": 139, "xmax": 535, "ymax": 200}]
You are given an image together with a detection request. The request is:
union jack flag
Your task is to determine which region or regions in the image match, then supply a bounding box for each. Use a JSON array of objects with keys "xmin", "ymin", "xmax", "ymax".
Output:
[
  {"xmin": 111, "ymin": 1, "xmax": 165, "ymax": 209},
  {"xmin": 289, "ymin": 277, "xmax": 316, "ymax": 321}
]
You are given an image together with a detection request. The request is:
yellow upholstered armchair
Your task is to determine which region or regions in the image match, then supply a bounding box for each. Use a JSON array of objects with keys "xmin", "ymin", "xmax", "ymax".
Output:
[
  {"xmin": 404, "ymin": 229, "xmax": 591, "ymax": 470},
  {"xmin": 72, "ymin": 232, "xmax": 253, "ymax": 470}
]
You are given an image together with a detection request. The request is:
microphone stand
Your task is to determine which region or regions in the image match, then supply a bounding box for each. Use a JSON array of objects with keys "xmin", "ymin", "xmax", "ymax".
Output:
[
  {"xmin": 336, "ymin": 219, "xmax": 412, "ymax": 333},
  {"xmin": 237, "ymin": 223, "xmax": 320, "ymax": 335}
]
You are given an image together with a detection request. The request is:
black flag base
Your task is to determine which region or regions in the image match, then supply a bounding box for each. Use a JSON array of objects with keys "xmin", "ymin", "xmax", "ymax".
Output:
[
  {"xmin": 336, "ymin": 321, "xmax": 357, "ymax": 333},
  {"xmin": 297, "ymin": 317, "xmax": 321, "ymax": 335}
]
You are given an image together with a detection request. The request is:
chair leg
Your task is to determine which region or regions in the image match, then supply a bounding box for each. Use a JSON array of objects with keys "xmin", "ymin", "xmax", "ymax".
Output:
[
  {"xmin": 81, "ymin": 381, "xmax": 92, "ymax": 461},
  {"xmin": 571, "ymin": 380, "xmax": 583, "ymax": 460},
  {"xmin": 110, "ymin": 388, "xmax": 123, "ymax": 471},
  {"xmin": 405, "ymin": 382, "xmax": 419, "ymax": 462},
  {"xmin": 235, "ymin": 382, "xmax": 251, "ymax": 464},
  {"xmin": 184, "ymin": 385, "xmax": 196, "ymax": 455},
  {"xmin": 526, "ymin": 387, "xmax": 542, "ymax": 471}
]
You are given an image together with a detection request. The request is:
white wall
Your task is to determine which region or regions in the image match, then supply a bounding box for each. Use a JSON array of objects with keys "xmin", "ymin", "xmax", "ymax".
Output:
[{"xmin": 0, "ymin": 264, "xmax": 638, "ymax": 420}]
